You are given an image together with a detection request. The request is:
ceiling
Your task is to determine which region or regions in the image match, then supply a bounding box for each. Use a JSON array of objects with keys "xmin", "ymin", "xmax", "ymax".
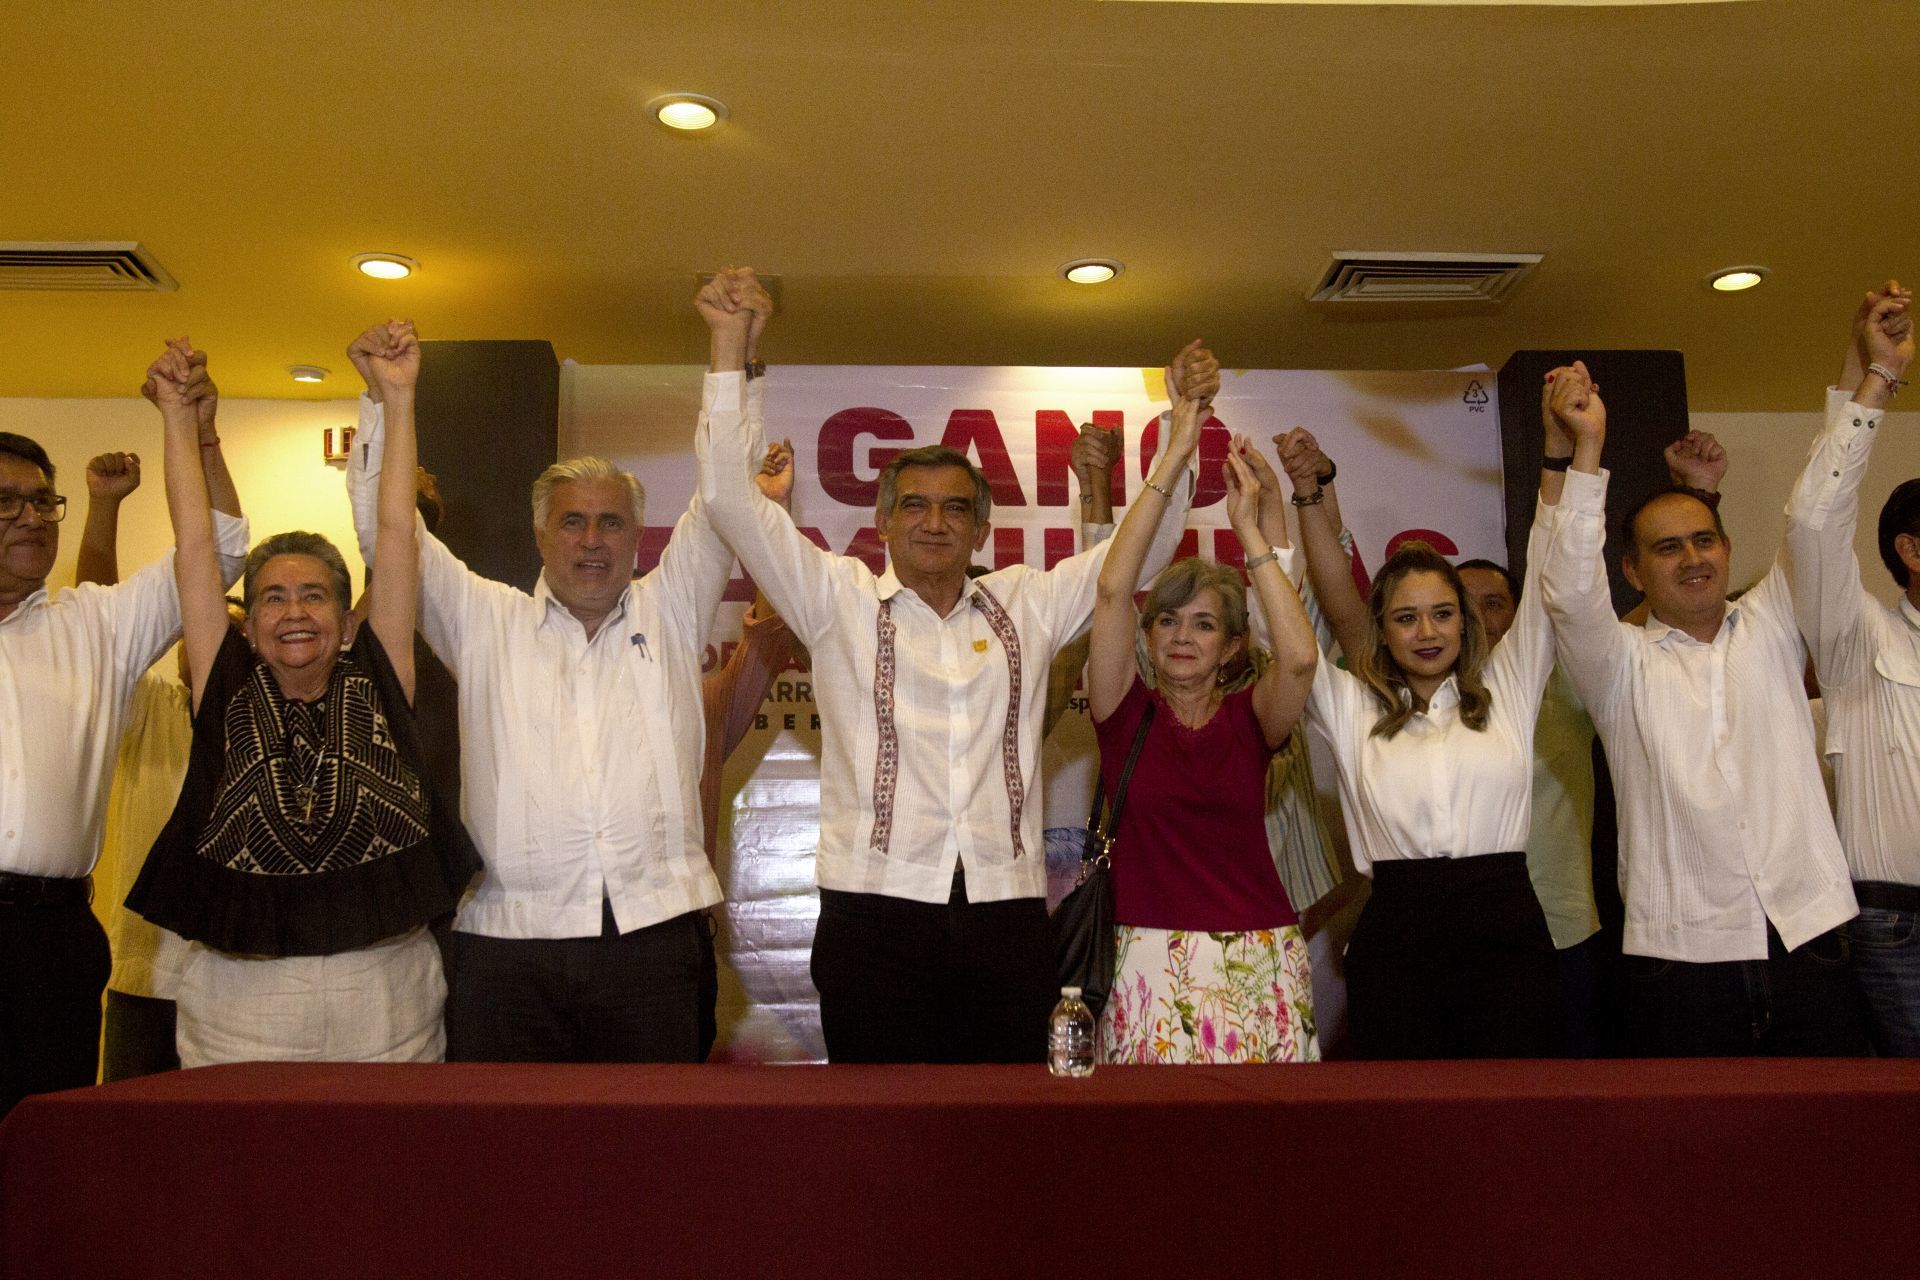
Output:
[{"xmin": 5, "ymin": 0, "xmax": 1914, "ymax": 410}]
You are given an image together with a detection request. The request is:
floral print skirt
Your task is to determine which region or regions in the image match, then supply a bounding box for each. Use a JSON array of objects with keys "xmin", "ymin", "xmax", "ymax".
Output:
[{"xmin": 1099, "ymin": 924, "xmax": 1319, "ymax": 1064}]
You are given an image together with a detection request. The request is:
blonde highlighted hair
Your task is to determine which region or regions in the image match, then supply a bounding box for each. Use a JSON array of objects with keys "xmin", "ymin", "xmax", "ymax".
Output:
[{"xmin": 1355, "ymin": 543, "xmax": 1492, "ymax": 739}]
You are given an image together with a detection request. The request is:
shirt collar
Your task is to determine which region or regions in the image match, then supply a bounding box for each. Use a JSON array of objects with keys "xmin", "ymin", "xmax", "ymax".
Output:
[
  {"xmin": 532, "ymin": 572, "xmax": 630, "ymax": 635},
  {"xmin": 1642, "ymin": 600, "xmax": 1738, "ymax": 649},
  {"xmin": 875, "ymin": 564, "xmax": 986, "ymax": 614},
  {"xmin": 1901, "ymin": 595, "xmax": 1920, "ymax": 635},
  {"xmin": 0, "ymin": 584, "xmax": 51, "ymax": 628},
  {"xmin": 1402, "ymin": 673, "xmax": 1460, "ymax": 716}
]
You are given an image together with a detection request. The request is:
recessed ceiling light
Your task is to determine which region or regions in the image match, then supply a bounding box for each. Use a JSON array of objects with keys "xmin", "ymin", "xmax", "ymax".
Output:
[
  {"xmin": 647, "ymin": 93, "xmax": 729, "ymax": 132},
  {"xmin": 353, "ymin": 253, "xmax": 418, "ymax": 280},
  {"xmin": 1061, "ymin": 258, "xmax": 1123, "ymax": 285},
  {"xmin": 1708, "ymin": 265, "xmax": 1767, "ymax": 292},
  {"xmin": 288, "ymin": 365, "xmax": 329, "ymax": 383}
]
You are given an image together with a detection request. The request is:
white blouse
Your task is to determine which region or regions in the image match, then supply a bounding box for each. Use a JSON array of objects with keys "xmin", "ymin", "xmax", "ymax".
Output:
[{"xmin": 1300, "ymin": 497, "xmax": 1560, "ymax": 875}]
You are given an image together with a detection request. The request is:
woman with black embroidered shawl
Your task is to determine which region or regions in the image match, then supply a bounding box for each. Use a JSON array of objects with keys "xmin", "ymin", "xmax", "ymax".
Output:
[{"xmin": 129, "ymin": 326, "xmax": 478, "ymax": 1066}]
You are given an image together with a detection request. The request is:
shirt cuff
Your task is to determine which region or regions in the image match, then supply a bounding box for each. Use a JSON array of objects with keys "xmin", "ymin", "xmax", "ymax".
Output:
[
  {"xmin": 211, "ymin": 509, "xmax": 251, "ymax": 558},
  {"xmin": 1562, "ymin": 467, "xmax": 1609, "ymax": 514},
  {"xmin": 703, "ymin": 370, "xmax": 746, "ymax": 414}
]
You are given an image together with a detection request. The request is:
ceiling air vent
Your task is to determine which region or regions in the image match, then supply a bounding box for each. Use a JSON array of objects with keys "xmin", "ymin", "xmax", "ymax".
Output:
[
  {"xmin": 0, "ymin": 242, "xmax": 179, "ymax": 292},
  {"xmin": 1308, "ymin": 251, "xmax": 1540, "ymax": 304}
]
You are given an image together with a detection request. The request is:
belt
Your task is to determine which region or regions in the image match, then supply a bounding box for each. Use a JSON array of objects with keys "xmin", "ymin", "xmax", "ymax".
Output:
[
  {"xmin": 0, "ymin": 870, "xmax": 93, "ymax": 908},
  {"xmin": 1854, "ymin": 881, "xmax": 1920, "ymax": 914}
]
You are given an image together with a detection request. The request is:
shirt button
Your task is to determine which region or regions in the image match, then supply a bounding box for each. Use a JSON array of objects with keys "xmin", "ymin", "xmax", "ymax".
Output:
[{"xmin": 1853, "ymin": 419, "xmax": 1862, "ymax": 427}]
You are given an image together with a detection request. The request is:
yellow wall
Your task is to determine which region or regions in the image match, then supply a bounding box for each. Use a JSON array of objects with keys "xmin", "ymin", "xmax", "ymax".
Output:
[{"xmin": 0, "ymin": 396, "xmax": 368, "ymax": 595}]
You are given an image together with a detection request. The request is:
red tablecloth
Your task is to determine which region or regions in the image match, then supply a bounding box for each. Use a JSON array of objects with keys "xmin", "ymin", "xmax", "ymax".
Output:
[{"xmin": 4, "ymin": 1059, "xmax": 1916, "ymax": 1279}]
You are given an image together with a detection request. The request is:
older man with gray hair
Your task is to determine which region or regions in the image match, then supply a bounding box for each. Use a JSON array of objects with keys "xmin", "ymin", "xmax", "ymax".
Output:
[{"xmin": 344, "ymin": 305, "xmax": 776, "ymax": 1062}]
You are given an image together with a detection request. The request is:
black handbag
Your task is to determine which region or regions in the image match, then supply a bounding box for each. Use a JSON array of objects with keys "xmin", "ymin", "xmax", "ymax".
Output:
[{"xmin": 1051, "ymin": 703, "xmax": 1154, "ymax": 1019}]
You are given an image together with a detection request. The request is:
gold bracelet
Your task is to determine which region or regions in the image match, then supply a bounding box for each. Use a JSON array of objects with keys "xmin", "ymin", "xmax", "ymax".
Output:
[{"xmin": 1143, "ymin": 475, "xmax": 1174, "ymax": 499}]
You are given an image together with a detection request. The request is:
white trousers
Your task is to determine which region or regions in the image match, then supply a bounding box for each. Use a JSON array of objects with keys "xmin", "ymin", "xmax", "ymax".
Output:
[{"xmin": 176, "ymin": 926, "xmax": 446, "ymax": 1067}]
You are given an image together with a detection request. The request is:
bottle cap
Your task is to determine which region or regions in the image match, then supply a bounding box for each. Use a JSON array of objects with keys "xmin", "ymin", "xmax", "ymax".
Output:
[{"xmin": 1061, "ymin": 986, "xmax": 1082, "ymax": 998}]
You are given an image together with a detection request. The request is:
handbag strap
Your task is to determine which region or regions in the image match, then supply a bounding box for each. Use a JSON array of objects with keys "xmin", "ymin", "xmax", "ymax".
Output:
[{"xmin": 1082, "ymin": 700, "xmax": 1156, "ymax": 863}]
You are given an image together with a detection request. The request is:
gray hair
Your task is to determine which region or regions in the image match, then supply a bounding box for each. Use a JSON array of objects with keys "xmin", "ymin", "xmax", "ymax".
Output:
[
  {"xmin": 531, "ymin": 457, "xmax": 646, "ymax": 529},
  {"xmin": 242, "ymin": 532, "xmax": 354, "ymax": 612},
  {"xmin": 1138, "ymin": 557, "xmax": 1250, "ymax": 642},
  {"xmin": 875, "ymin": 445, "xmax": 993, "ymax": 525}
]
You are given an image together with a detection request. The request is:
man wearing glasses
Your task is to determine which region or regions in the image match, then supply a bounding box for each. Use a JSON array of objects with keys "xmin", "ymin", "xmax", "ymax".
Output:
[{"xmin": 0, "ymin": 383, "xmax": 245, "ymax": 1115}]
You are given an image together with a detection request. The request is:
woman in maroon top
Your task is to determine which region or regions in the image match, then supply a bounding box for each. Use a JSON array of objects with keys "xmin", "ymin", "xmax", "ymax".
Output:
[{"xmin": 1087, "ymin": 358, "xmax": 1320, "ymax": 1064}]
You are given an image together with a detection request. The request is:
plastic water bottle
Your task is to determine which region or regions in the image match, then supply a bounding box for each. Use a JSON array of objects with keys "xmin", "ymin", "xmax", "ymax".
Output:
[{"xmin": 1048, "ymin": 986, "xmax": 1096, "ymax": 1078}]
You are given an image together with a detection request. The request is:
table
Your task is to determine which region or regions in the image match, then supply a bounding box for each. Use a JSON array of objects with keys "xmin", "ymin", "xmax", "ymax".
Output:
[{"xmin": 4, "ymin": 1060, "xmax": 1916, "ymax": 1278}]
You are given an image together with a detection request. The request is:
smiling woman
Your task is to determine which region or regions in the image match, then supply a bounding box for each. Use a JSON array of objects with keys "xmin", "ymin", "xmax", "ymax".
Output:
[{"xmin": 126, "ymin": 329, "xmax": 479, "ymax": 1068}]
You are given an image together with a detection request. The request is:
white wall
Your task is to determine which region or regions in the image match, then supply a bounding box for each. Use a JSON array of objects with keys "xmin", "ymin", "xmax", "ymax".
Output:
[{"xmin": 1692, "ymin": 408, "xmax": 1920, "ymax": 610}]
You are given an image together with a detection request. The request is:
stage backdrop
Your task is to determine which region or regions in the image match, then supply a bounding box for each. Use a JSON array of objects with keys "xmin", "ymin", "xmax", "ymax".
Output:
[{"xmin": 565, "ymin": 363, "xmax": 1506, "ymax": 1062}]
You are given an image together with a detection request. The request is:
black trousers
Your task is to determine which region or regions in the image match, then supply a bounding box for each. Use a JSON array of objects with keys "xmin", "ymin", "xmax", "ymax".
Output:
[
  {"xmin": 0, "ymin": 897, "xmax": 111, "ymax": 1116},
  {"xmin": 443, "ymin": 901, "xmax": 709, "ymax": 1063},
  {"xmin": 811, "ymin": 871, "xmax": 1055, "ymax": 1064},
  {"xmin": 1345, "ymin": 852, "xmax": 1564, "ymax": 1060},
  {"xmin": 1626, "ymin": 923, "xmax": 1869, "ymax": 1057},
  {"xmin": 100, "ymin": 990, "xmax": 180, "ymax": 1082}
]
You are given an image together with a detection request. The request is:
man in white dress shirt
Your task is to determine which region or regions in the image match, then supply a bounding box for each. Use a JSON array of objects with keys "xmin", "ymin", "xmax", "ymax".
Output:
[
  {"xmin": 1786, "ymin": 282, "xmax": 1919, "ymax": 1055},
  {"xmin": 344, "ymin": 295, "xmax": 778, "ymax": 1062},
  {"xmin": 696, "ymin": 266, "xmax": 1207, "ymax": 1062},
  {"xmin": 0, "ymin": 352, "xmax": 247, "ymax": 1113},
  {"xmin": 1541, "ymin": 359, "xmax": 1866, "ymax": 1056}
]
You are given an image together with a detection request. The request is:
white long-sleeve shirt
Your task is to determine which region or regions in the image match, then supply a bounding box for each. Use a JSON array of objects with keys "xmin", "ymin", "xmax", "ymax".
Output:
[
  {"xmin": 1786, "ymin": 390, "xmax": 1920, "ymax": 888},
  {"xmin": 0, "ymin": 513, "xmax": 250, "ymax": 879},
  {"xmin": 1302, "ymin": 497, "xmax": 1560, "ymax": 876},
  {"xmin": 697, "ymin": 376, "xmax": 1193, "ymax": 904},
  {"xmin": 1543, "ymin": 466, "xmax": 1855, "ymax": 962},
  {"xmin": 347, "ymin": 383, "xmax": 738, "ymax": 938}
]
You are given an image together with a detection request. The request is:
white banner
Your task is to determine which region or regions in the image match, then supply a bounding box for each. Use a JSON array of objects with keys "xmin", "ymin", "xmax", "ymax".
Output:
[{"xmin": 565, "ymin": 363, "xmax": 1506, "ymax": 1061}]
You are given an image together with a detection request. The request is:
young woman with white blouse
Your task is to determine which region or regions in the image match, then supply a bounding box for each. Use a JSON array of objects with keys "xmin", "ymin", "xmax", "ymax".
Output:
[{"xmin": 1278, "ymin": 416, "xmax": 1583, "ymax": 1059}]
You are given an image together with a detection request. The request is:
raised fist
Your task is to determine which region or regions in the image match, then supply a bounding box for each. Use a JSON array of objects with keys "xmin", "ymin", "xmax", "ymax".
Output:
[
  {"xmin": 1865, "ymin": 287, "xmax": 1915, "ymax": 376},
  {"xmin": 1166, "ymin": 341, "xmax": 1220, "ymax": 411},
  {"xmin": 86, "ymin": 451, "xmax": 142, "ymax": 500},
  {"xmin": 754, "ymin": 437, "xmax": 795, "ymax": 510},
  {"xmin": 1664, "ymin": 430, "xmax": 1728, "ymax": 493}
]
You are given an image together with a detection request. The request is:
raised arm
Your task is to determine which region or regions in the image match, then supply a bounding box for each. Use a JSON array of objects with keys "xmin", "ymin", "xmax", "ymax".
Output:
[
  {"xmin": 149, "ymin": 341, "xmax": 230, "ymax": 709},
  {"xmin": 1835, "ymin": 280, "xmax": 1899, "ymax": 393},
  {"xmin": 1786, "ymin": 286, "xmax": 1913, "ymax": 687},
  {"xmin": 75, "ymin": 452, "xmax": 141, "ymax": 587},
  {"xmin": 1226, "ymin": 437, "xmax": 1316, "ymax": 747},
  {"xmin": 696, "ymin": 268, "xmax": 853, "ymax": 646},
  {"xmin": 1278, "ymin": 427, "xmax": 1368, "ymax": 662},
  {"xmin": 1041, "ymin": 428, "xmax": 1120, "ymax": 737},
  {"xmin": 1538, "ymin": 361, "xmax": 1625, "ymax": 713},
  {"xmin": 185, "ymin": 351, "xmax": 243, "ymax": 530},
  {"xmin": 1086, "ymin": 341, "xmax": 1214, "ymax": 722},
  {"xmin": 359, "ymin": 321, "xmax": 424, "ymax": 701}
]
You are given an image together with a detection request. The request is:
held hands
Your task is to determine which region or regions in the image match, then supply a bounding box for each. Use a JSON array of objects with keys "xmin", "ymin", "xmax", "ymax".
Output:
[
  {"xmin": 1274, "ymin": 427, "xmax": 1326, "ymax": 496},
  {"xmin": 755, "ymin": 438, "xmax": 796, "ymax": 510},
  {"xmin": 1223, "ymin": 435, "xmax": 1268, "ymax": 540},
  {"xmin": 141, "ymin": 338, "xmax": 215, "ymax": 423},
  {"xmin": 1164, "ymin": 340, "xmax": 1220, "ymax": 413},
  {"xmin": 1162, "ymin": 341, "xmax": 1220, "ymax": 458},
  {"xmin": 85, "ymin": 452, "xmax": 142, "ymax": 501},
  {"xmin": 1543, "ymin": 361, "xmax": 1605, "ymax": 448},
  {"xmin": 1664, "ymin": 431, "xmax": 1728, "ymax": 493},
  {"xmin": 1070, "ymin": 422, "xmax": 1122, "ymax": 484},
  {"xmin": 1864, "ymin": 286, "xmax": 1915, "ymax": 377},
  {"xmin": 696, "ymin": 267, "xmax": 774, "ymax": 340}
]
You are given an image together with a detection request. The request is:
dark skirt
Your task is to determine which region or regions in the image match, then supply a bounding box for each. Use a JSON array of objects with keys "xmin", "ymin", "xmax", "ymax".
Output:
[{"xmin": 1345, "ymin": 850, "xmax": 1563, "ymax": 1059}]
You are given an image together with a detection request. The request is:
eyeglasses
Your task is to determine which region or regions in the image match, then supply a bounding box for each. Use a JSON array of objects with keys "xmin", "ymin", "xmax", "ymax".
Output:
[{"xmin": 0, "ymin": 493, "xmax": 67, "ymax": 523}]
